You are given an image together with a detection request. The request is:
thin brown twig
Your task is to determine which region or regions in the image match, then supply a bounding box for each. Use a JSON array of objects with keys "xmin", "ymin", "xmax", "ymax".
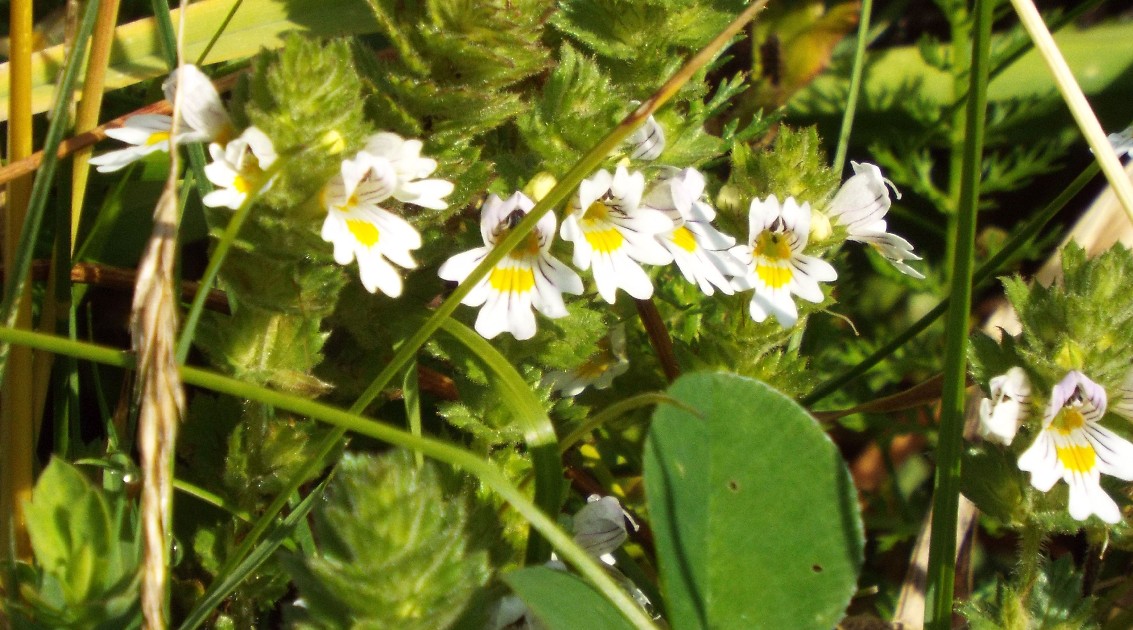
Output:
[
  {"xmin": 4, "ymin": 260, "xmax": 231, "ymax": 315},
  {"xmin": 634, "ymin": 298, "xmax": 680, "ymax": 383}
]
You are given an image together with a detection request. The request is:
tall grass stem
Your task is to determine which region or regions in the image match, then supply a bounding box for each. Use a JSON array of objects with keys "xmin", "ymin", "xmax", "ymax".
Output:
[{"xmin": 924, "ymin": 0, "xmax": 993, "ymax": 626}]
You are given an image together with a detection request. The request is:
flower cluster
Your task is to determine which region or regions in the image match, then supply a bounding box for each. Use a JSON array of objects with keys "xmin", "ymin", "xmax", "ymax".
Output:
[
  {"xmin": 443, "ymin": 156, "xmax": 922, "ymax": 344},
  {"xmin": 95, "ymin": 68, "xmax": 925, "ymax": 396},
  {"xmin": 92, "ymin": 65, "xmax": 456, "ymax": 298},
  {"xmin": 980, "ymin": 369, "xmax": 1133, "ymax": 524}
]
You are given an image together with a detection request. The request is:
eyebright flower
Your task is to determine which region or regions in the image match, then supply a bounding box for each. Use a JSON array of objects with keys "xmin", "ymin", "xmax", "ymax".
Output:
[
  {"xmin": 572, "ymin": 495, "xmax": 631, "ymax": 566},
  {"xmin": 826, "ymin": 161, "xmax": 924, "ymax": 279},
  {"xmin": 353, "ymin": 132, "xmax": 454, "ymax": 210},
  {"xmin": 560, "ymin": 166, "xmax": 674, "ymax": 303},
  {"xmin": 730, "ymin": 195, "xmax": 837, "ymax": 328},
  {"xmin": 90, "ymin": 65, "xmax": 232, "ymax": 173},
  {"xmin": 978, "ymin": 367, "xmax": 1031, "ymax": 445},
  {"xmin": 644, "ymin": 168, "xmax": 747, "ymax": 296},
  {"xmin": 320, "ymin": 151, "xmax": 429, "ymax": 297},
  {"xmin": 202, "ymin": 126, "xmax": 277, "ymax": 209},
  {"xmin": 162, "ymin": 64, "xmax": 234, "ymax": 144},
  {"xmin": 488, "ymin": 495, "xmax": 637, "ymax": 630},
  {"xmin": 547, "ymin": 325, "xmax": 629, "ymax": 397},
  {"xmin": 624, "ymin": 114, "xmax": 665, "ymax": 161},
  {"xmin": 1017, "ymin": 371, "xmax": 1133, "ymax": 524},
  {"xmin": 437, "ymin": 192, "xmax": 583, "ymax": 340}
]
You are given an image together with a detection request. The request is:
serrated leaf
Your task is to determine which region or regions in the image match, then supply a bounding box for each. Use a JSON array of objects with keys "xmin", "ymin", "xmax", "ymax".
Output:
[{"xmin": 284, "ymin": 451, "xmax": 492, "ymax": 629}]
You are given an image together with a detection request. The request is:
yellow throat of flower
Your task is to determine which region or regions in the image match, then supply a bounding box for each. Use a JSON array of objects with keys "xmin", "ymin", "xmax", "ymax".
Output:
[
  {"xmin": 754, "ymin": 229, "xmax": 792, "ymax": 260},
  {"xmin": 1051, "ymin": 406, "xmax": 1087, "ymax": 435}
]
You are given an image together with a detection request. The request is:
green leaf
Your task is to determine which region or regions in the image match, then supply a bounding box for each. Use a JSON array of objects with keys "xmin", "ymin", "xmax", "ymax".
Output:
[
  {"xmin": 24, "ymin": 459, "xmax": 113, "ymax": 603},
  {"xmin": 644, "ymin": 372, "xmax": 863, "ymax": 629},
  {"xmin": 1027, "ymin": 555, "xmax": 1095, "ymax": 629},
  {"xmin": 17, "ymin": 458, "xmax": 141, "ymax": 628},
  {"xmin": 0, "ymin": 0, "xmax": 384, "ymax": 120},
  {"xmin": 503, "ymin": 566, "xmax": 637, "ymax": 630},
  {"xmin": 283, "ymin": 451, "xmax": 492, "ymax": 630}
]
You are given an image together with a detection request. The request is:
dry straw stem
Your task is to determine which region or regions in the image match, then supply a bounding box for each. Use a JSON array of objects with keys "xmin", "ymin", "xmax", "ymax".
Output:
[
  {"xmin": 132, "ymin": 12, "xmax": 189, "ymax": 624},
  {"xmin": 2, "ymin": 0, "xmax": 37, "ymax": 561},
  {"xmin": 1007, "ymin": 0, "xmax": 1133, "ymax": 224},
  {"xmin": 71, "ymin": 0, "xmax": 124, "ymax": 252},
  {"xmin": 133, "ymin": 179, "xmax": 185, "ymax": 629}
]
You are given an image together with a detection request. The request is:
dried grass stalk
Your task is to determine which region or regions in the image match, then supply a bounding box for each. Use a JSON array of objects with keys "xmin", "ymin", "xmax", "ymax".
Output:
[{"xmin": 132, "ymin": 105, "xmax": 186, "ymax": 630}]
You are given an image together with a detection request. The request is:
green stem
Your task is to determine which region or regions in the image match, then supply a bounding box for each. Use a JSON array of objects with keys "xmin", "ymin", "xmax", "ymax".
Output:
[
  {"xmin": 943, "ymin": 0, "xmax": 971, "ymax": 280},
  {"xmin": 195, "ymin": 0, "xmax": 244, "ymax": 66},
  {"xmin": 800, "ymin": 161, "xmax": 1099, "ymax": 407},
  {"xmin": 0, "ymin": 0, "xmax": 99, "ymax": 380},
  {"xmin": 924, "ymin": 0, "xmax": 992, "ymax": 627},
  {"xmin": 175, "ymin": 157, "xmax": 290, "ymax": 363},
  {"xmin": 559, "ymin": 393, "xmax": 685, "ymax": 454},
  {"xmin": 832, "ymin": 0, "xmax": 874, "ymax": 173},
  {"xmin": 0, "ymin": 326, "xmax": 659, "ymax": 630},
  {"xmin": 1016, "ymin": 521, "xmax": 1043, "ymax": 597},
  {"xmin": 403, "ymin": 356, "xmax": 423, "ymax": 469}
]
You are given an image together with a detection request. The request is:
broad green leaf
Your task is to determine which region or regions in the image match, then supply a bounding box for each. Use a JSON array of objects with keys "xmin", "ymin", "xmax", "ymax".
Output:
[
  {"xmin": 24, "ymin": 458, "xmax": 113, "ymax": 603},
  {"xmin": 18, "ymin": 458, "xmax": 141, "ymax": 628},
  {"xmin": 644, "ymin": 372, "xmax": 863, "ymax": 630},
  {"xmin": 503, "ymin": 566, "xmax": 637, "ymax": 630},
  {"xmin": 0, "ymin": 0, "xmax": 381, "ymax": 121}
]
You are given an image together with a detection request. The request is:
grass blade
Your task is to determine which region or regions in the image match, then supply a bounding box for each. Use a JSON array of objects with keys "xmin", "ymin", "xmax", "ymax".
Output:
[{"xmin": 924, "ymin": 0, "xmax": 993, "ymax": 626}]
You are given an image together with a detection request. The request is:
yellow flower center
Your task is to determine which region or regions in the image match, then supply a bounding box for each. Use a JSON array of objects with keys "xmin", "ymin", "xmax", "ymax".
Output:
[
  {"xmin": 1055, "ymin": 443, "xmax": 1096, "ymax": 473},
  {"xmin": 347, "ymin": 219, "xmax": 380, "ymax": 247},
  {"xmin": 1052, "ymin": 407, "xmax": 1086, "ymax": 435},
  {"xmin": 233, "ymin": 176, "xmax": 252, "ymax": 194},
  {"xmin": 671, "ymin": 226, "xmax": 697, "ymax": 253},
  {"xmin": 488, "ymin": 266, "xmax": 535, "ymax": 293},
  {"xmin": 754, "ymin": 229, "xmax": 792, "ymax": 260},
  {"xmin": 583, "ymin": 200, "xmax": 611, "ymax": 222},
  {"xmin": 146, "ymin": 131, "xmax": 171, "ymax": 145}
]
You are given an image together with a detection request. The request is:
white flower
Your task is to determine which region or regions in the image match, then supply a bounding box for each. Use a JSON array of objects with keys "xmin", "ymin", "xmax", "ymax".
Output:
[
  {"xmin": 90, "ymin": 65, "xmax": 233, "ymax": 173},
  {"xmin": 89, "ymin": 114, "xmax": 181, "ymax": 173},
  {"xmin": 826, "ymin": 161, "xmax": 924, "ymax": 279},
  {"xmin": 730, "ymin": 195, "xmax": 837, "ymax": 328},
  {"xmin": 978, "ymin": 367, "xmax": 1032, "ymax": 445},
  {"xmin": 573, "ymin": 495, "xmax": 631, "ymax": 565},
  {"xmin": 644, "ymin": 168, "xmax": 747, "ymax": 296},
  {"xmin": 201, "ymin": 126, "xmax": 277, "ymax": 209},
  {"xmin": 560, "ymin": 166, "xmax": 674, "ymax": 303},
  {"xmin": 1017, "ymin": 371, "xmax": 1133, "ymax": 524},
  {"xmin": 624, "ymin": 115, "xmax": 665, "ymax": 161},
  {"xmin": 320, "ymin": 156, "xmax": 421, "ymax": 297},
  {"xmin": 162, "ymin": 64, "xmax": 234, "ymax": 144},
  {"xmin": 489, "ymin": 495, "xmax": 635, "ymax": 630},
  {"xmin": 547, "ymin": 326, "xmax": 629, "ymax": 397},
  {"xmin": 355, "ymin": 132, "xmax": 454, "ymax": 210},
  {"xmin": 1106, "ymin": 125, "xmax": 1133, "ymax": 158},
  {"xmin": 438, "ymin": 192, "xmax": 583, "ymax": 340}
]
